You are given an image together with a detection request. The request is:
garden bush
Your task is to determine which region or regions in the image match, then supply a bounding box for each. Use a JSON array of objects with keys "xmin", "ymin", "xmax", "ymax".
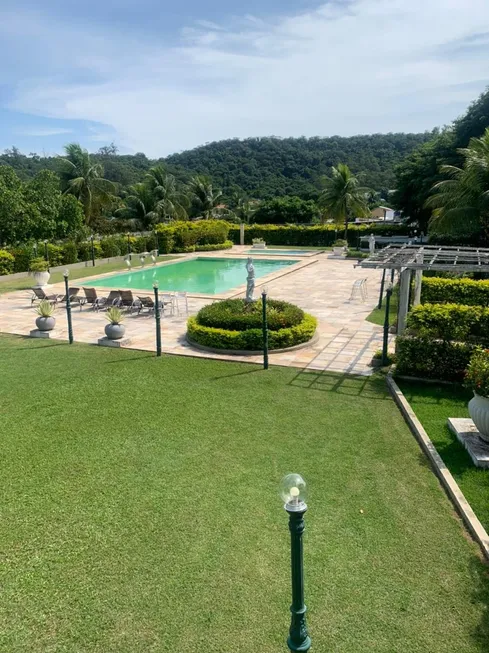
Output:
[
  {"xmin": 62, "ymin": 242, "xmax": 78, "ymax": 265},
  {"xmin": 406, "ymin": 303, "xmax": 489, "ymax": 343},
  {"xmin": 46, "ymin": 244, "xmax": 64, "ymax": 267},
  {"xmin": 187, "ymin": 313, "xmax": 317, "ymax": 351},
  {"xmin": 155, "ymin": 220, "xmax": 230, "ymax": 252},
  {"xmin": 131, "ymin": 236, "xmax": 149, "ymax": 253},
  {"xmin": 100, "ymin": 237, "xmax": 121, "ymax": 258},
  {"xmin": 195, "ymin": 241, "xmax": 233, "ymax": 252},
  {"xmin": 421, "ymin": 277, "xmax": 489, "ymax": 306},
  {"xmin": 0, "ymin": 249, "xmax": 15, "ymax": 275},
  {"xmin": 197, "ymin": 298, "xmax": 304, "ymax": 331},
  {"xmin": 395, "ymin": 336, "xmax": 475, "ymax": 382},
  {"xmin": 226, "ymin": 223, "xmax": 411, "ymax": 247},
  {"xmin": 77, "ymin": 241, "xmax": 103, "ymax": 262},
  {"xmin": 9, "ymin": 246, "xmax": 33, "ymax": 273}
]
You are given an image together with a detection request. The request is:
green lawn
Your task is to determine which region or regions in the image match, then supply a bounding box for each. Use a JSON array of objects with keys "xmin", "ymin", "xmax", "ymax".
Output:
[
  {"xmin": 1, "ymin": 334, "xmax": 488, "ymax": 652},
  {"xmin": 0, "ymin": 256, "xmax": 179, "ymax": 295},
  {"xmin": 397, "ymin": 379, "xmax": 489, "ymax": 533},
  {"xmin": 367, "ymin": 284, "xmax": 399, "ymax": 326}
]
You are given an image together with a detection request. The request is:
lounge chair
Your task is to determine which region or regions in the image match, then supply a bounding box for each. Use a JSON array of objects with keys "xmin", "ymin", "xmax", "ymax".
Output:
[
  {"xmin": 83, "ymin": 288, "xmax": 120, "ymax": 311},
  {"xmin": 30, "ymin": 287, "xmax": 59, "ymax": 306},
  {"xmin": 137, "ymin": 295, "xmax": 160, "ymax": 313},
  {"xmin": 119, "ymin": 289, "xmax": 142, "ymax": 314},
  {"xmin": 57, "ymin": 287, "xmax": 85, "ymax": 311}
]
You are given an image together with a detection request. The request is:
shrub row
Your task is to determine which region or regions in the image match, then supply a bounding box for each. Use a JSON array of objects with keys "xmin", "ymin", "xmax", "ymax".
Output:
[
  {"xmin": 196, "ymin": 298, "xmax": 304, "ymax": 331},
  {"xmin": 407, "ymin": 303, "xmax": 489, "ymax": 344},
  {"xmin": 395, "ymin": 336, "xmax": 475, "ymax": 382},
  {"xmin": 421, "ymin": 277, "xmax": 489, "ymax": 306},
  {"xmin": 156, "ymin": 221, "xmax": 230, "ymax": 253},
  {"xmin": 227, "ymin": 223, "xmax": 411, "ymax": 247},
  {"xmin": 187, "ymin": 313, "xmax": 317, "ymax": 351},
  {"xmin": 195, "ymin": 241, "xmax": 233, "ymax": 252}
]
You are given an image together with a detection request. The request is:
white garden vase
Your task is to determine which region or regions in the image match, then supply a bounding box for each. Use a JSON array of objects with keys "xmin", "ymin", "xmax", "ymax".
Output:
[
  {"xmin": 468, "ymin": 393, "xmax": 489, "ymax": 442},
  {"xmin": 332, "ymin": 247, "xmax": 346, "ymax": 258},
  {"xmin": 33, "ymin": 271, "xmax": 50, "ymax": 288}
]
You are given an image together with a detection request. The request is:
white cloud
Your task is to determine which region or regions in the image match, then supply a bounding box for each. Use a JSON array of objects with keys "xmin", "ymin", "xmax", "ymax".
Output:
[
  {"xmin": 16, "ymin": 127, "xmax": 73, "ymax": 137},
  {"xmin": 3, "ymin": 0, "xmax": 489, "ymax": 156}
]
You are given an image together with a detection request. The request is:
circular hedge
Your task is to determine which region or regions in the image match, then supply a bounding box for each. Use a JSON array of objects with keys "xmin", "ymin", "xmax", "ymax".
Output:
[{"xmin": 187, "ymin": 298, "xmax": 317, "ymax": 352}]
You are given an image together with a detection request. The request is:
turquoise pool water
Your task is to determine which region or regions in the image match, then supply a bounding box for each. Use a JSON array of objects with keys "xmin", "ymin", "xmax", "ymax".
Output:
[
  {"xmin": 83, "ymin": 257, "xmax": 296, "ymax": 295},
  {"xmin": 246, "ymin": 249, "xmax": 319, "ymax": 256}
]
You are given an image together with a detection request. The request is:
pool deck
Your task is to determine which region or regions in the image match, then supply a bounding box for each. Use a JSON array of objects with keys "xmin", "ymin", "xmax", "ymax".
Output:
[{"xmin": 0, "ymin": 248, "xmax": 392, "ymax": 376}]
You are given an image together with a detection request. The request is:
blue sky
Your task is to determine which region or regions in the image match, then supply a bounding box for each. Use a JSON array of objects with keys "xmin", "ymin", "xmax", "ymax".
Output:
[{"xmin": 1, "ymin": 0, "xmax": 489, "ymax": 157}]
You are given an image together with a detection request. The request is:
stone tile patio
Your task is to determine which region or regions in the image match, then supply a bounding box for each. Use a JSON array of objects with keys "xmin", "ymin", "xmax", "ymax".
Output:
[{"xmin": 0, "ymin": 249, "xmax": 392, "ymax": 375}]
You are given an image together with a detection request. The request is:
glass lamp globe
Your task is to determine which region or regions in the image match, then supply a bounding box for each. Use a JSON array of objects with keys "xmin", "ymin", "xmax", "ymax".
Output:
[{"xmin": 280, "ymin": 473, "xmax": 307, "ymax": 511}]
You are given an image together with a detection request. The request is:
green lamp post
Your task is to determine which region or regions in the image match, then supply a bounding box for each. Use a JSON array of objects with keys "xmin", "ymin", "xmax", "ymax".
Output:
[
  {"xmin": 63, "ymin": 269, "xmax": 73, "ymax": 345},
  {"xmin": 281, "ymin": 473, "xmax": 311, "ymax": 652},
  {"xmin": 153, "ymin": 282, "xmax": 162, "ymax": 357},
  {"xmin": 261, "ymin": 287, "xmax": 269, "ymax": 370},
  {"xmin": 382, "ymin": 282, "xmax": 393, "ymax": 365}
]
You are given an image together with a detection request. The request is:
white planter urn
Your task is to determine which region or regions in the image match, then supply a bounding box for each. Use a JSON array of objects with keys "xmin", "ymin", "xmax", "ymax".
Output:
[
  {"xmin": 35, "ymin": 316, "xmax": 56, "ymax": 331},
  {"xmin": 33, "ymin": 271, "xmax": 51, "ymax": 288},
  {"xmin": 332, "ymin": 247, "xmax": 347, "ymax": 257},
  {"xmin": 468, "ymin": 393, "xmax": 489, "ymax": 442}
]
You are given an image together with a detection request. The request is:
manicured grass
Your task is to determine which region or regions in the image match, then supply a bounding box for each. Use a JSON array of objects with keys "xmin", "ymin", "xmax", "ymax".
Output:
[
  {"xmin": 1, "ymin": 334, "xmax": 488, "ymax": 652},
  {"xmin": 0, "ymin": 256, "xmax": 179, "ymax": 295},
  {"xmin": 367, "ymin": 284, "xmax": 399, "ymax": 326},
  {"xmin": 397, "ymin": 379, "xmax": 489, "ymax": 533}
]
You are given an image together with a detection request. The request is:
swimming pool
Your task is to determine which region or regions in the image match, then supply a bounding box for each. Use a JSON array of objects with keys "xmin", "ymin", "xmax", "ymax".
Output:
[
  {"xmin": 246, "ymin": 249, "xmax": 320, "ymax": 256},
  {"xmin": 83, "ymin": 257, "xmax": 297, "ymax": 295}
]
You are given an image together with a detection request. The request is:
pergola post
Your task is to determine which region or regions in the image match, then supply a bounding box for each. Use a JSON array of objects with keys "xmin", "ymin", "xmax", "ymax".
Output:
[
  {"xmin": 397, "ymin": 268, "xmax": 411, "ymax": 334},
  {"xmin": 413, "ymin": 252, "xmax": 423, "ymax": 306}
]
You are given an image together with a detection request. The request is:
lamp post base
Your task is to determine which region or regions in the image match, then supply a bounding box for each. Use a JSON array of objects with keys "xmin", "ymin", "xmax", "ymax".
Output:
[{"xmin": 287, "ymin": 635, "xmax": 312, "ymax": 652}]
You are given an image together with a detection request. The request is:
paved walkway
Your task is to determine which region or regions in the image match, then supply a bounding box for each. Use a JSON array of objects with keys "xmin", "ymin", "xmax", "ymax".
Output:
[{"xmin": 0, "ymin": 249, "xmax": 391, "ymax": 375}]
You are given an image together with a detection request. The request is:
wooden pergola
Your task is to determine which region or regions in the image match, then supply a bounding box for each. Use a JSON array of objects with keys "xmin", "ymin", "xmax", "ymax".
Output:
[{"xmin": 358, "ymin": 244, "xmax": 489, "ymax": 333}]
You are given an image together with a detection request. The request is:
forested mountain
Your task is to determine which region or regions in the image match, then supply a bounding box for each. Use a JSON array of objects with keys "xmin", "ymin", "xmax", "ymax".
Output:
[
  {"xmin": 165, "ymin": 134, "xmax": 432, "ymax": 199},
  {"xmin": 393, "ymin": 87, "xmax": 489, "ymax": 231},
  {"xmin": 0, "ymin": 132, "xmax": 431, "ymax": 201}
]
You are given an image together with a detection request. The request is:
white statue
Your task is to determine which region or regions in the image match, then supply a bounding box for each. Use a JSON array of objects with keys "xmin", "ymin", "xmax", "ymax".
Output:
[
  {"xmin": 125, "ymin": 257, "xmax": 132, "ymax": 270},
  {"xmin": 151, "ymin": 250, "xmax": 157, "ymax": 266},
  {"xmin": 245, "ymin": 257, "xmax": 255, "ymax": 303},
  {"xmin": 140, "ymin": 254, "xmax": 146, "ymax": 267},
  {"xmin": 369, "ymin": 233, "xmax": 376, "ymax": 255}
]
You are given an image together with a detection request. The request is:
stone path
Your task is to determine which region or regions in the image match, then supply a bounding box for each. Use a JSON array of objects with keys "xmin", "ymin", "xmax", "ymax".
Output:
[{"xmin": 0, "ymin": 249, "xmax": 393, "ymax": 375}]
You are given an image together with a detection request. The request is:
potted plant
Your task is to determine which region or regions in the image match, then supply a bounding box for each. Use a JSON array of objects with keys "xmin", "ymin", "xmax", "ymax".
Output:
[
  {"xmin": 30, "ymin": 258, "xmax": 50, "ymax": 287},
  {"xmin": 465, "ymin": 347, "xmax": 489, "ymax": 442},
  {"xmin": 35, "ymin": 300, "xmax": 56, "ymax": 331},
  {"xmin": 252, "ymin": 238, "xmax": 266, "ymax": 249},
  {"xmin": 104, "ymin": 307, "xmax": 125, "ymax": 340},
  {"xmin": 332, "ymin": 239, "xmax": 348, "ymax": 257}
]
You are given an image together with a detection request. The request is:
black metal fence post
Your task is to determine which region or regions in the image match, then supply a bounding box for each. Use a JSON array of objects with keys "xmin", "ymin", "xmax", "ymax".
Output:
[{"xmin": 377, "ymin": 268, "xmax": 386, "ymax": 310}]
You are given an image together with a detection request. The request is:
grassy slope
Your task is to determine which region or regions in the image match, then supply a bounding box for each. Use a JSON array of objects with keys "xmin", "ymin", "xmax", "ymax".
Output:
[
  {"xmin": 0, "ymin": 256, "xmax": 179, "ymax": 295},
  {"xmin": 0, "ymin": 334, "xmax": 488, "ymax": 652},
  {"xmin": 397, "ymin": 380, "xmax": 489, "ymax": 533}
]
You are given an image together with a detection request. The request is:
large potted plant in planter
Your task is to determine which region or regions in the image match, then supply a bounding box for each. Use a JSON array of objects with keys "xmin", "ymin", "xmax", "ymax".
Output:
[
  {"xmin": 104, "ymin": 307, "xmax": 125, "ymax": 340},
  {"xmin": 252, "ymin": 238, "xmax": 266, "ymax": 249},
  {"xmin": 35, "ymin": 300, "xmax": 56, "ymax": 332},
  {"xmin": 332, "ymin": 239, "xmax": 347, "ymax": 257},
  {"xmin": 30, "ymin": 258, "xmax": 50, "ymax": 287},
  {"xmin": 465, "ymin": 347, "xmax": 489, "ymax": 442}
]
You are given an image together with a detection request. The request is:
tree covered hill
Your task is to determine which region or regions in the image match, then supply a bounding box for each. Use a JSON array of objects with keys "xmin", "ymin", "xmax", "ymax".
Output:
[
  {"xmin": 165, "ymin": 134, "xmax": 433, "ymax": 198},
  {"xmin": 0, "ymin": 132, "xmax": 431, "ymax": 201}
]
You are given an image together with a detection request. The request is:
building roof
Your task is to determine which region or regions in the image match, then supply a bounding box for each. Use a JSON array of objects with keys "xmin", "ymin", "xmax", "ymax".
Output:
[{"xmin": 359, "ymin": 244, "xmax": 489, "ymax": 272}]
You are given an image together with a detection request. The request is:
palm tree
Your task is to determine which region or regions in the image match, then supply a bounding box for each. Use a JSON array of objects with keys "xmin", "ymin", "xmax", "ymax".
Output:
[
  {"xmin": 145, "ymin": 166, "xmax": 189, "ymax": 222},
  {"xmin": 57, "ymin": 143, "xmax": 116, "ymax": 225},
  {"xmin": 318, "ymin": 164, "xmax": 371, "ymax": 240},
  {"xmin": 188, "ymin": 175, "xmax": 223, "ymax": 219},
  {"xmin": 426, "ymin": 128, "xmax": 489, "ymax": 236},
  {"xmin": 115, "ymin": 183, "xmax": 159, "ymax": 229}
]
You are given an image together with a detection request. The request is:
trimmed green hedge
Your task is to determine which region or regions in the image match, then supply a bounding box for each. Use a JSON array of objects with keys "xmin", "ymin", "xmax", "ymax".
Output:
[
  {"xmin": 395, "ymin": 336, "xmax": 475, "ymax": 382},
  {"xmin": 421, "ymin": 277, "xmax": 489, "ymax": 306},
  {"xmin": 407, "ymin": 303, "xmax": 489, "ymax": 344},
  {"xmin": 195, "ymin": 241, "xmax": 233, "ymax": 252},
  {"xmin": 227, "ymin": 223, "xmax": 410, "ymax": 247},
  {"xmin": 187, "ymin": 313, "xmax": 317, "ymax": 351},
  {"xmin": 156, "ymin": 220, "xmax": 230, "ymax": 252},
  {"xmin": 197, "ymin": 298, "xmax": 304, "ymax": 331}
]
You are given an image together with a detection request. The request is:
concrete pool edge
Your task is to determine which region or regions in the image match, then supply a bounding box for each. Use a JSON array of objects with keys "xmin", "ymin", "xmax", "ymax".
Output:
[{"xmin": 71, "ymin": 253, "xmax": 319, "ymax": 300}]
